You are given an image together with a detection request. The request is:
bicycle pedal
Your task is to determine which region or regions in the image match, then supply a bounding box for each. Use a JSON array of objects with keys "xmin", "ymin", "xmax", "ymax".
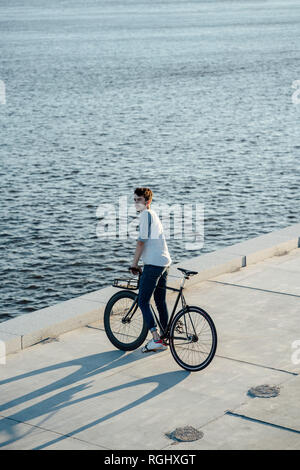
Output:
[{"xmin": 160, "ymin": 338, "xmax": 169, "ymax": 346}]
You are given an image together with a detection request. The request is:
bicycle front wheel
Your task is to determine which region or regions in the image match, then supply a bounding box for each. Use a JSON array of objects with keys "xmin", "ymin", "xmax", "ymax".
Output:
[
  {"xmin": 169, "ymin": 306, "xmax": 217, "ymax": 372},
  {"xmin": 104, "ymin": 290, "xmax": 148, "ymax": 351}
]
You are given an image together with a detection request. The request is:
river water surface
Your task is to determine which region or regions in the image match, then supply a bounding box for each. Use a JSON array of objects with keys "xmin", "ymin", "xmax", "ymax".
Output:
[{"xmin": 0, "ymin": 0, "xmax": 300, "ymax": 321}]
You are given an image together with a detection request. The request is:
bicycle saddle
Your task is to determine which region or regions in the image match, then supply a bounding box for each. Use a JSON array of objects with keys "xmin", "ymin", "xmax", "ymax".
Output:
[{"xmin": 177, "ymin": 267, "xmax": 198, "ymax": 277}]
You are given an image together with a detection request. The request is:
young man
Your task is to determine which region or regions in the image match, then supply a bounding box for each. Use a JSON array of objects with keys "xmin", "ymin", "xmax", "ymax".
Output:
[{"xmin": 130, "ymin": 187, "xmax": 172, "ymax": 352}]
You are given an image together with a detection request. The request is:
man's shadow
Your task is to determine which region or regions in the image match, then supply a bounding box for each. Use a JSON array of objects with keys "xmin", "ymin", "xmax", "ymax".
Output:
[{"xmin": 0, "ymin": 348, "xmax": 190, "ymax": 449}]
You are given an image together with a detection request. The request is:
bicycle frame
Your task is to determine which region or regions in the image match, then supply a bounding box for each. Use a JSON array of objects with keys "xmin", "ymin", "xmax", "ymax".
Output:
[
  {"xmin": 107, "ymin": 269, "xmax": 217, "ymax": 371},
  {"xmin": 123, "ymin": 274, "xmax": 190, "ymax": 340}
]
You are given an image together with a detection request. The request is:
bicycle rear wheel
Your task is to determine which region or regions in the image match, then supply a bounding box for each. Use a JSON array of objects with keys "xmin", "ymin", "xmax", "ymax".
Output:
[
  {"xmin": 169, "ymin": 306, "xmax": 217, "ymax": 372},
  {"xmin": 104, "ymin": 290, "xmax": 148, "ymax": 351}
]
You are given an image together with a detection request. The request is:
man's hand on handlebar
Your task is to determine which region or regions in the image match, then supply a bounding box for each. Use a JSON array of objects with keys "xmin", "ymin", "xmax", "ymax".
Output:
[{"xmin": 129, "ymin": 265, "xmax": 142, "ymax": 276}]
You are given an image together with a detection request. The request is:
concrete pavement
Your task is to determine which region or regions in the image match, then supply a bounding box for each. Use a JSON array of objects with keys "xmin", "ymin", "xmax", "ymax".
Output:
[{"xmin": 0, "ymin": 246, "xmax": 299, "ymax": 449}]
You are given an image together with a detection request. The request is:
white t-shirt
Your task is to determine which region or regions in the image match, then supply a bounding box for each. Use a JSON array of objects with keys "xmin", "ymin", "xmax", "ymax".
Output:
[{"xmin": 137, "ymin": 208, "xmax": 172, "ymax": 267}]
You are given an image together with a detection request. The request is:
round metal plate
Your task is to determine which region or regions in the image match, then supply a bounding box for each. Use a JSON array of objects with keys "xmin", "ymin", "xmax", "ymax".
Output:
[
  {"xmin": 166, "ymin": 426, "xmax": 203, "ymax": 442},
  {"xmin": 248, "ymin": 384, "xmax": 280, "ymax": 398}
]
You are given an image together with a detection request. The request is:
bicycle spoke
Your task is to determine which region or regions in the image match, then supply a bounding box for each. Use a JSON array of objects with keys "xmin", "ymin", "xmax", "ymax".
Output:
[
  {"xmin": 170, "ymin": 309, "xmax": 217, "ymax": 370},
  {"xmin": 110, "ymin": 297, "xmax": 144, "ymax": 344}
]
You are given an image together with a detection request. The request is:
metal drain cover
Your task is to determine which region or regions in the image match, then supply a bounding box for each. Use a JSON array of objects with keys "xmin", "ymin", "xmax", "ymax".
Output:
[
  {"xmin": 248, "ymin": 384, "xmax": 280, "ymax": 398},
  {"xmin": 166, "ymin": 426, "xmax": 203, "ymax": 442}
]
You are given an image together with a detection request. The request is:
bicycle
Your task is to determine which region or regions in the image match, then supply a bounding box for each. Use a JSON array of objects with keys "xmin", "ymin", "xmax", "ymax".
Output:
[{"xmin": 104, "ymin": 266, "xmax": 217, "ymax": 372}]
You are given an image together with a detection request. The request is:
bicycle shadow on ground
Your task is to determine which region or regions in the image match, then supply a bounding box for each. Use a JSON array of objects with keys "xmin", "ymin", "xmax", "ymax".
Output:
[{"xmin": 0, "ymin": 348, "xmax": 190, "ymax": 449}]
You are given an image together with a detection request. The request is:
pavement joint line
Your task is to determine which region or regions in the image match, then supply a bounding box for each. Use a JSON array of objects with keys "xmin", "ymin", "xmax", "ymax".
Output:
[
  {"xmin": 77, "ymin": 298, "xmax": 107, "ymax": 304},
  {"xmin": 0, "ymin": 413, "xmax": 111, "ymax": 450},
  {"xmin": 197, "ymin": 411, "xmax": 234, "ymax": 431},
  {"xmin": 81, "ymin": 329, "xmax": 300, "ymax": 376},
  {"xmin": 85, "ymin": 325, "xmax": 105, "ymax": 331},
  {"xmin": 225, "ymin": 411, "xmax": 300, "ymax": 435},
  {"xmin": 215, "ymin": 354, "xmax": 299, "ymax": 376},
  {"xmin": 207, "ymin": 280, "xmax": 300, "ymax": 298}
]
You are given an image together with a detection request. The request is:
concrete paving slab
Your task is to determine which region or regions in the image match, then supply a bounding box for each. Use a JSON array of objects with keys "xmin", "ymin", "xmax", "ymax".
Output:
[
  {"xmin": 0, "ymin": 364, "xmax": 278, "ymax": 451},
  {"xmin": 208, "ymin": 249, "xmax": 300, "ymax": 296},
  {"xmin": 273, "ymin": 254, "xmax": 300, "ymax": 273},
  {"xmin": 0, "ymin": 327, "xmax": 297, "ymax": 450},
  {"xmin": 126, "ymin": 349, "xmax": 294, "ymax": 403},
  {"xmin": 229, "ymin": 267, "xmax": 300, "ymax": 296},
  {"xmin": 0, "ymin": 330, "xmax": 143, "ymax": 417},
  {"xmin": 22, "ymin": 371, "xmax": 196, "ymax": 450},
  {"xmin": 184, "ymin": 281, "xmax": 300, "ymax": 373},
  {"xmin": 163, "ymin": 413, "xmax": 300, "ymax": 450},
  {"xmin": 0, "ymin": 347, "xmax": 190, "ymax": 450},
  {"xmin": 228, "ymin": 375, "xmax": 300, "ymax": 432},
  {"xmin": 0, "ymin": 415, "xmax": 106, "ymax": 450}
]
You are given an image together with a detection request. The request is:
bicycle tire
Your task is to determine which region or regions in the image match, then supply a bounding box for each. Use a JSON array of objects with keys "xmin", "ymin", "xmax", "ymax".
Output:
[
  {"xmin": 169, "ymin": 306, "xmax": 217, "ymax": 372},
  {"xmin": 104, "ymin": 289, "xmax": 148, "ymax": 351}
]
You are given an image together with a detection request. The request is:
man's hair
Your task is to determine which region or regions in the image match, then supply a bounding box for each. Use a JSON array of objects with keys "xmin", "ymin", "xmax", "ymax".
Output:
[{"xmin": 134, "ymin": 187, "xmax": 153, "ymax": 203}]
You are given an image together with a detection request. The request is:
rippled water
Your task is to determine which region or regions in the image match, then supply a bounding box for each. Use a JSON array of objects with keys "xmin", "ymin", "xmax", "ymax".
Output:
[{"xmin": 1, "ymin": 0, "xmax": 300, "ymax": 322}]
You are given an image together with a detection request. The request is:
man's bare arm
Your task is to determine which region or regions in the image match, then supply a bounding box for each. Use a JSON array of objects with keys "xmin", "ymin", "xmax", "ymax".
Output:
[{"xmin": 132, "ymin": 240, "xmax": 144, "ymax": 267}]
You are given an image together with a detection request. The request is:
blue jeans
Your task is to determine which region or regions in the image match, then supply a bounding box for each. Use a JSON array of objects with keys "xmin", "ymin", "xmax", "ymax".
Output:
[{"xmin": 137, "ymin": 264, "xmax": 169, "ymax": 333}]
